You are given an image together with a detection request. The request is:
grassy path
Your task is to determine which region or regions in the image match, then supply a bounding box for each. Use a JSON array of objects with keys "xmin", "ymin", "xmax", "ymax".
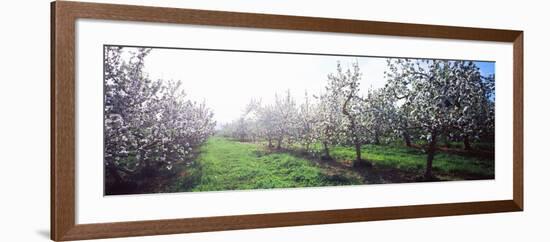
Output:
[
  {"xmin": 328, "ymin": 144, "xmax": 494, "ymax": 181},
  {"xmin": 168, "ymin": 137, "xmax": 494, "ymax": 193},
  {"xmin": 188, "ymin": 137, "xmax": 359, "ymax": 192}
]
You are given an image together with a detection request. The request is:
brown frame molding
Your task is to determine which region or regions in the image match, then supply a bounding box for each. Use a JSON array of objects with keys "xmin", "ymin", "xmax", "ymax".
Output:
[{"xmin": 51, "ymin": 1, "xmax": 523, "ymax": 241}]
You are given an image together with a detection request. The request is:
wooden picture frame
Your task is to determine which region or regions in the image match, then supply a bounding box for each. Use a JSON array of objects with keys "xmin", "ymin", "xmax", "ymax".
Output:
[{"xmin": 51, "ymin": 1, "xmax": 523, "ymax": 241}]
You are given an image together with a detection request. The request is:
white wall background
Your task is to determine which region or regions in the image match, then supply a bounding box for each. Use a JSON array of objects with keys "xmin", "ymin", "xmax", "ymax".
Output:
[{"xmin": 0, "ymin": 0, "xmax": 547, "ymax": 241}]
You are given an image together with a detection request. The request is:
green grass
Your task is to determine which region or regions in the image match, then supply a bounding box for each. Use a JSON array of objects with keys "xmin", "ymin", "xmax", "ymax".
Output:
[
  {"xmin": 328, "ymin": 144, "xmax": 494, "ymax": 178},
  {"xmin": 168, "ymin": 137, "xmax": 494, "ymax": 193},
  {"xmin": 171, "ymin": 137, "xmax": 356, "ymax": 192}
]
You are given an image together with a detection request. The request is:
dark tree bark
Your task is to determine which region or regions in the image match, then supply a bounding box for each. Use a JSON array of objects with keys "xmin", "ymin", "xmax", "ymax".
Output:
[
  {"xmin": 352, "ymin": 139, "xmax": 364, "ymax": 167},
  {"xmin": 463, "ymin": 135, "xmax": 472, "ymax": 150},
  {"xmin": 402, "ymin": 129, "xmax": 412, "ymax": 147},
  {"xmin": 442, "ymin": 129, "xmax": 451, "ymax": 148},
  {"xmin": 276, "ymin": 137, "xmax": 282, "ymax": 150},
  {"xmin": 425, "ymin": 130, "xmax": 438, "ymax": 180},
  {"xmin": 349, "ymin": 123, "xmax": 362, "ymax": 164},
  {"xmin": 322, "ymin": 141, "xmax": 331, "ymax": 160},
  {"xmin": 342, "ymin": 95, "xmax": 364, "ymax": 167},
  {"xmin": 268, "ymin": 138, "xmax": 273, "ymax": 148},
  {"xmin": 373, "ymin": 132, "xmax": 380, "ymax": 145}
]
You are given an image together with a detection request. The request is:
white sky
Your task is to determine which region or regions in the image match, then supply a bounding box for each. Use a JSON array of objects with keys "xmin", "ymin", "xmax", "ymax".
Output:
[{"xmin": 141, "ymin": 48, "xmax": 389, "ymax": 125}]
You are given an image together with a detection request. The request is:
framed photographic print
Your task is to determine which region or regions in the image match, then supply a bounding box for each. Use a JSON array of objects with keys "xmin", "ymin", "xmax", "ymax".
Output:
[{"xmin": 51, "ymin": 1, "xmax": 523, "ymax": 241}]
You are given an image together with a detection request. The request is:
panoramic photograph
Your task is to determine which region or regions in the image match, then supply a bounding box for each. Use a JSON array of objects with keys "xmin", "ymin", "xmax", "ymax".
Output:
[{"xmin": 103, "ymin": 45, "xmax": 495, "ymax": 195}]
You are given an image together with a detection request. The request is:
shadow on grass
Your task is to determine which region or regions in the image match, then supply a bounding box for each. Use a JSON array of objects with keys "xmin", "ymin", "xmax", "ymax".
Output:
[
  {"xmin": 263, "ymin": 147, "xmax": 423, "ymax": 185},
  {"xmin": 115, "ymin": 138, "xmax": 495, "ymax": 195},
  {"xmin": 263, "ymin": 144, "xmax": 493, "ymax": 185}
]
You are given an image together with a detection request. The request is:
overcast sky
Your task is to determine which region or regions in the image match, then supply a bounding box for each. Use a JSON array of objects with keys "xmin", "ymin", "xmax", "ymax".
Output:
[{"xmin": 130, "ymin": 47, "xmax": 494, "ymax": 125}]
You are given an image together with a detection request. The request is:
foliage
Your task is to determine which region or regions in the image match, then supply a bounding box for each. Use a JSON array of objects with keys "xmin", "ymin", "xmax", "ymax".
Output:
[
  {"xmin": 297, "ymin": 91, "xmax": 317, "ymax": 152},
  {"xmin": 104, "ymin": 47, "xmax": 496, "ymax": 194},
  {"xmin": 104, "ymin": 47, "xmax": 216, "ymax": 194},
  {"xmin": 385, "ymin": 59, "xmax": 495, "ymax": 178},
  {"xmin": 324, "ymin": 62, "xmax": 368, "ymax": 165},
  {"xmin": 220, "ymin": 59, "xmax": 495, "ymax": 180}
]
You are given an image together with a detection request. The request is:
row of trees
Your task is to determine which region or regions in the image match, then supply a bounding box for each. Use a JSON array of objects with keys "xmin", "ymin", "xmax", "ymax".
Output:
[
  {"xmin": 221, "ymin": 59, "xmax": 495, "ymax": 179},
  {"xmin": 104, "ymin": 47, "xmax": 216, "ymax": 194}
]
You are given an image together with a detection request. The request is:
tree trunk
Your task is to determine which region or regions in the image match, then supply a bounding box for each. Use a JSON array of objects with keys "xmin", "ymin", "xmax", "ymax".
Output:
[
  {"xmin": 463, "ymin": 135, "xmax": 471, "ymax": 150},
  {"xmin": 374, "ymin": 132, "xmax": 380, "ymax": 145},
  {"xmin": 268, "ymin": 138, "xmax": 273, "ymax": 148},
  {"xmin": 342, "ymin": 94, "xmax": 364, "ymax": 167},
  {"xmin": 305, "ymin": 143, "xmax": 310, "ymax": 152},
  {"xmin": 442, "ymin": 130, "xmax": 451, "ymax": 148},
  {"xmin": 323, "ymin": 141, "xmax": 331, "ymax": 160},
  {"xmin": 352, "ymin": 139, "xmax": 364, "ymax": 167},
  {"xmin": 424, "ymin": 130, "xmax": 438, "ymax": 180},
  {"xmin": 277, "ymin": 138, "xmax": 282, "ymax": 150},
  {"xmin": 348, "ymin": 119, "xmax": 364, "ymax": 167},
  {"xmin": 403, "ymin": 130, "xmax": 412, "ymax": 147}
]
